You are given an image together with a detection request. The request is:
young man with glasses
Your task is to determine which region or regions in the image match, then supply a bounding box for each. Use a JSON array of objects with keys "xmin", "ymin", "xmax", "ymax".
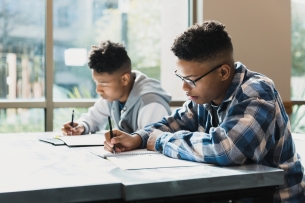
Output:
[{"xmin": 104, "ymin": 21, "xmax": 305, "ymax": 202}]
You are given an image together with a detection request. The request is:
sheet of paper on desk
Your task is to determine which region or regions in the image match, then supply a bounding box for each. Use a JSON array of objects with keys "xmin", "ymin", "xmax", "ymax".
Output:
[
  {"xmin": 90, "ymin": 147, "xmax": 204, "ymax": 170},
  {"xmin": 59, "ymin": 134, "xmax": 105, "ymax": 146},
  {"xmin": 90, "ymin": 147, "xmax": 160, "ymax": 158},
  {"xmin": 108, "ymin": 154, "xmax": 203, "ymax": 170}
]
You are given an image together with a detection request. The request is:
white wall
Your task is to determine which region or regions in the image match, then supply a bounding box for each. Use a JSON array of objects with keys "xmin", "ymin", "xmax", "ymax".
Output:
[
  {"xmin": 203, "ymin": 0, "xmax": 291, "ymax": 101},
  {"xmin": 160, "ymin": 1, "xmax": 189, "ymax": 101}
]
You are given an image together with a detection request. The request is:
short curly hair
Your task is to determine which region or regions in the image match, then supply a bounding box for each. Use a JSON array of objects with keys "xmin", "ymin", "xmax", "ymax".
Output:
[
  {"xmin": 88, "ymin": 41, "xmax": 131, "ymax": 74},
  {"xmin": 171, "ymin": 20, "xmax": 233, "ymax": 62}
]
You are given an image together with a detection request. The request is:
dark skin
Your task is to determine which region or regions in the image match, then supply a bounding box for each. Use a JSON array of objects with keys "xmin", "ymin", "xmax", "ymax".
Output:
[
  {"xmin": 104, "ymin": 58, "xmax": 235, "ymax": 153},
  {"xmin": 61, "ymin": 67, "xmax": 134, "ymax": 136}
]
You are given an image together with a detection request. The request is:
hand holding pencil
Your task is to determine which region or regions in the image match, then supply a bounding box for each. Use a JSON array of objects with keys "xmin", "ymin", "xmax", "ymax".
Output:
[
  {"xmin": 103, "ymin": 120, "xmax": 142, "ymax": 153},
  {"xmin": 108, "ymin": 116, "xmax": 116, "ymax": 153},
  {"xmin": 61, "ymin": 110, "xmax": 85, "ymax": 135}
]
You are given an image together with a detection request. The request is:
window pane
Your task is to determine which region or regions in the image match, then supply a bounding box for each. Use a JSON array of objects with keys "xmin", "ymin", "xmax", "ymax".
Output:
[
  {"xmin": 291, "ymin": 0, "xmax": 305, "ymax": 100},
  {"xmin": 53, "ymin": 0, "xmax": 163, "ymax": 99},
  {"xmin": 0, "ymin": 108, "xmax": 44, "ymax": 133},
  {"xmin": 53, "ymin": 108, "xmax": 88, "ymax": 132},
  {"xmin": 291, "ymin": 105, "xmax": 305, "ymax": 133},
  {"xmin": 0, "ymin": 0, "xmax": 45, "ymax": 99}
]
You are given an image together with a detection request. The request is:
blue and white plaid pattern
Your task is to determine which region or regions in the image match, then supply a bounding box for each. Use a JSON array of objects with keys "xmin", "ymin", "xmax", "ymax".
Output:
[{"xmin": 136, "ymin": 62, "xmax": 305, "ymax": 202}]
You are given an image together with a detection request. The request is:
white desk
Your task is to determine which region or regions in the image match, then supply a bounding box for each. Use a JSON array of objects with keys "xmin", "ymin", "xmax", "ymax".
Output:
[
  {"xmin": 0, "ymin": 132, "xmax": 121, "ymax": 202},
  {"xmin": 0, "ymin": 132, "xmax": 284, "ymax": 203}
]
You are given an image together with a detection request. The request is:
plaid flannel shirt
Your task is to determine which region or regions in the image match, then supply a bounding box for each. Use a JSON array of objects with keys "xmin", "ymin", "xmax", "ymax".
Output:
[{"xmin": 136, "ymin": 62, "xmax": 305, "ymax": 202}]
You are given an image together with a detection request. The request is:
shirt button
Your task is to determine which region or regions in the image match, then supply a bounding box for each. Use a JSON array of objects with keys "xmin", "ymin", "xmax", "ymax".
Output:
[{"xmin": 177, "ymin": 154, "xmax": 181, "ymax": 159}]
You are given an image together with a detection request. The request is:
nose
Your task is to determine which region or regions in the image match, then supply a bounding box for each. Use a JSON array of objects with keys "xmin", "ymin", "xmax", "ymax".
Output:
[
  {"xmin": 181, "ymin": 80, "xmax": 191, "ymax": 92},
  {"xmin": 96, "ymin": 86, "xmax": 103, "ymax": 94}
]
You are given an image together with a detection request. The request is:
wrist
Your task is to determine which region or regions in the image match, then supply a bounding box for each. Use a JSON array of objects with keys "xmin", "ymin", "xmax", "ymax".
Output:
[{"xmin": 132, "ymin": 134, "xmax": 143, "ymax": 149}]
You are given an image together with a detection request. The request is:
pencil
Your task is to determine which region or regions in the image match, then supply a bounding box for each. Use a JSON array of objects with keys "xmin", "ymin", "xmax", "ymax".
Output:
[
  {"xmin": 70, "ymin": 110, "xmax": 74, "ymax": 135},
  {"xmin": 71, "ymin": 110, "xmax": 74, "ymax": 127},
  {"xmin": 108, "ymin": 116, "xmax": 116, "ymax": 153}
]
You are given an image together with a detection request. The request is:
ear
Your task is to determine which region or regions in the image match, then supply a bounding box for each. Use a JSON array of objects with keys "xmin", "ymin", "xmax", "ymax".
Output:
[
  {"xmin": 219, "ymin": 64, "xmax": 231, "ymax": 81},
  {"xmin": 121, "ymin": 73, "xmax": 130, "ymax": 86}
]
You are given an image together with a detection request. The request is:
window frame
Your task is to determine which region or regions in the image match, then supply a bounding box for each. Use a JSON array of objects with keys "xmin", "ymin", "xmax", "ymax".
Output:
[{"xmin": 0, "ymin": 0, "xmax": 193, "ymax": 131}]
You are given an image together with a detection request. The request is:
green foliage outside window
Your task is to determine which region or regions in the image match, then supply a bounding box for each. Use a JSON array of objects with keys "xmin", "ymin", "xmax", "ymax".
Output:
[
  {"xmin": 94, "ymin": 0, "xmax": 161, "ymax": 81},
  {"xmin": 291, "ymin": 7, "xmax": 305, "ymax": 77},
  {"xmin": 290, "ymin": 88, "xmax": 305, "ymax": 133},
  {"xmin": 290, "ymin": 2, "xmax": 305, "ymax": 134},
  {"xmin": 0, "ymin": 109, "xmax": 44, "ymax": 133}
]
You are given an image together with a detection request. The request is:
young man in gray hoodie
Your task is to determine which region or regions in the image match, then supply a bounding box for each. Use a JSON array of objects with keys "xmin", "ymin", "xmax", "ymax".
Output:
[{"xmin": 61, "ymin": 40, "xmax": 172, "ymax": 135}]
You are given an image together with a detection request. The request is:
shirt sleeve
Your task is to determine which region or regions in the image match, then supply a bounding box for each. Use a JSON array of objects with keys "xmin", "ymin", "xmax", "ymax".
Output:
[
  {"xmin": 137, "ymin": 98, "xmax": 276, "ymax": 166},
  {"xmin": 135, "ymin": 101, "xmax": 198, "ymax": 149},
  {"xmin": 76, "ymin": 98, "xmax": 110, "ymax": 134}
]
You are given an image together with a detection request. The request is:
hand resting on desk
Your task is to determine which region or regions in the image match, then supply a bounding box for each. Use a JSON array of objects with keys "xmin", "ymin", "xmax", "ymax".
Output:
[{"xmin": 147, "ymin": 130, "xmax": 163, "ymax": 151}]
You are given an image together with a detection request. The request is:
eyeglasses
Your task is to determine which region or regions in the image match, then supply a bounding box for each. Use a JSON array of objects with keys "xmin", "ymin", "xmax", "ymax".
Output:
[{"xmin": 175, "ymin": 64, "xmax": 223, "ymax": 88}]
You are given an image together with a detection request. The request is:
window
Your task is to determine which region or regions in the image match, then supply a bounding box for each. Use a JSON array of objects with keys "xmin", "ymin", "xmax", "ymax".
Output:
[
  {"xmin": 291, "ymin": 0, "xmax": 305, "ymax": 133},
  {"xmin": 0, "ymin": 0, "xmax": 188, "ymax": 132},
  {"xmin": 0, "ymin": 108, "xmax": 44, "ymax": 133},
  {"xmin": 0, "ymin": 0, "xmax": 45, "ymax": 133},
  {"xmin": 0, "ymin": 0, "xmax": 45, "ymax": 100},
  {"xmin": 53, "ymin": 0, "xmax": 167, "ymax": 99}
]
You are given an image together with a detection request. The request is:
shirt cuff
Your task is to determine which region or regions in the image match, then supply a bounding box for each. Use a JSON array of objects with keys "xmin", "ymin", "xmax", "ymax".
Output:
[
  {"xmin": 154, "ymin": 132, "xmax": 174, "ymax": 154},
  {"xmin": 76, "ymin": 120, "xmax": 89, "ymax": 135},
  {"xmin": 155, "ymin": 134, "xmax": 163, "ymax": 153},
  {"xmin": 133, "ymin": 129, "xmax": 150, "ymax": 148}
]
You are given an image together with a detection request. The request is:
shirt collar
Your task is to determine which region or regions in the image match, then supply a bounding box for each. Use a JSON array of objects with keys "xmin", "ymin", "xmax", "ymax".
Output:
[
  {"xmin": 204, "ymin": 62, "xmax": 247, "ymax": 109},
  {"xmin": 222, "ymin": 62, "xmax": 247, "ymax": 103}
]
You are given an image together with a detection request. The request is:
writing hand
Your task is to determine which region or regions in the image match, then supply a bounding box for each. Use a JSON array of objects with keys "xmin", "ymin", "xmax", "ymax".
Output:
[
  {"xmin": 61, "ymin": 121, "xmax": 84, "ymax": 135},
  {"xmin": 104, "ymin": 129, "xmax": 142, "ymax": 153}
]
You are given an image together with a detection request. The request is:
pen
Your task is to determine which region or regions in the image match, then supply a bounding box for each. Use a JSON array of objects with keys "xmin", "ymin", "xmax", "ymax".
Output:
[
  {"xmin": 70, "ymin": 110, "xmax": 74, "ymax": 135},
  {"xmin": 108, "ymin": 116, "xmax": 116, "ymax": 153}
]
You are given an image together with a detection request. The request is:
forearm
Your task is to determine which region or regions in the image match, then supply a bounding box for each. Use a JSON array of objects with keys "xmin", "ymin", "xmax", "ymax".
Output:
[
  {"xmin": 76, "ymin": 99, "xmax": 110, "ymax": 134},
  {"xmin": 136, "ymin": 101, "xmax": 198, "ymax": 149},
  {"xmin": 135, "ymin": 117, "xmax": 173, "ymax": 148},
  {"xmin": 76, "ymin": 120, "xmax": 103, "ymax": 134},
  {"xmin": 154, "ymin": 101, "xmax": 275, "ymax": 165},
  {"xmin": 154, "ymin": 128, "xmax": 242, "ymax": 165}
]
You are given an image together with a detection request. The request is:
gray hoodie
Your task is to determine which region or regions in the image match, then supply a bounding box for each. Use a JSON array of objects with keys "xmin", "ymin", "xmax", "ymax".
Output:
[{"xmin": 77, "ymin": 70, "xmax": 172, "ymax": 134}]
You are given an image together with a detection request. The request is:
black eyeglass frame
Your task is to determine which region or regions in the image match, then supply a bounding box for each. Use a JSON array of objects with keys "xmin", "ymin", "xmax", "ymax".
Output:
[{"xmin": 174, "ymin": 64, "xmax": 224, "ymax": 88}]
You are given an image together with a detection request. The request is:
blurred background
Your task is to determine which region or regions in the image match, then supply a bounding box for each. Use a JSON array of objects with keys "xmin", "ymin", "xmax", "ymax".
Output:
[{"xmin": 0, "ymin": 0, "xmax": 305, "ymax": 133}]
